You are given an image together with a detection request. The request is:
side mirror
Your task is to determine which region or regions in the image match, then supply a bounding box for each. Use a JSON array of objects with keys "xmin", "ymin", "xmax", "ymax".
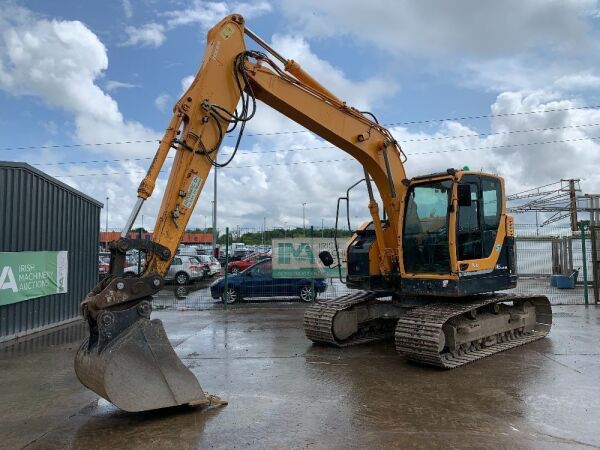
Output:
[
  {"xmin": 319, "ymin": 251, "xmax": 334, "ymax": 267},
  {"xmin": 457, "ymin": 184, "xmax": 472, "ymax": 207}
]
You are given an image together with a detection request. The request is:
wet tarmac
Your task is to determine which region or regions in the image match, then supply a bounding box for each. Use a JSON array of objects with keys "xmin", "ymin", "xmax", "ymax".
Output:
[{"xmin": 1, "ymin": 304, "xmax": 599, "ymax": 449}]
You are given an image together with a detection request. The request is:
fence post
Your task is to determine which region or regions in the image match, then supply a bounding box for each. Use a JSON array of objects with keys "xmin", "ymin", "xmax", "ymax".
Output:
[
  {"xmin": 311, "ymin": 226, "xmax": 315, "ymax": 303},
  {"xmin": 224, "ymin": 227, "xmax": 229, "ymax": 309},
  {"xmin": 579, "ymin": 221, "xmax": 589, "ymax": 306},
  {"xmin": 592, "ymin": 226, "xmax": 599, "ymax": 304}
]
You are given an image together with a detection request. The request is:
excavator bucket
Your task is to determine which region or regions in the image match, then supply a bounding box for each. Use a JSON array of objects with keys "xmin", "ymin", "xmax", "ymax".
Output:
[{"xmin": 74, "ymin": 301, "xmax": 209, "ymax": 412}]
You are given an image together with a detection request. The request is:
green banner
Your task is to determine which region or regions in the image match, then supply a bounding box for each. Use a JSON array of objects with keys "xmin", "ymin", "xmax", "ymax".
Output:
[
  {"xmin": 272, "ymin": 238, "xmax": 348, "ymax": 279},
  {"xmin": 0, "ymin": 251, "xmax": 68, "ymax": 306}
]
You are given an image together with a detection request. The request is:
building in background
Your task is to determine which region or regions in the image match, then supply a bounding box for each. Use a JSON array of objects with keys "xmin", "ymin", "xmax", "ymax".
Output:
[
  {"xmin": 0, "ymin": 161, "xmax": 101, "ymax": 342},
  {"xmin": 99, "ymin": 231, "xmax": 212, "ymax": 249}
]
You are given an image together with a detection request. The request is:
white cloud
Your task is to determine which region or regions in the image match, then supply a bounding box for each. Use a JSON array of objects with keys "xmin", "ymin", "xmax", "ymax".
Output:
[
  {"xmin": 164, "ymin": 1, "xmax": 271, "ymax": 29},
  {"xmin": 270, "ymin": 35, "xmax": 398, "ymax": 110},
  {"xmin": 105, "ymin": 80, "xmax": 140, "ymax": 92},
  {"xmin": 181, "ymin": 75, "xmax": 194, "ymax": 93},
  {"xmin": 121, "ymin": 23, "xmax": 166, "ymax": 48},
  {"xmin": 392, "ymin": 90, "xmax": 600, "ymax": 198},
  {"xmin": 277, "ymin": 0, "xmax": 600, "ymax": 101},
  {"xmin": 154, "ymin": 93, "xmax": 171, "ymax": 112},
  {"xmin": 0, "ymin": 4, "xmax": 159, "ymax": 159},
  {"xmin": 122, "ymin": 0, "xmax": 133, "ymax": 19},
  {"xmin": 554, "ymin": 72, "xmax": 600, "ymax": 91},
  {"xmin": 279, "ymin": 0, "xmax": 595, "ymax": 58}
]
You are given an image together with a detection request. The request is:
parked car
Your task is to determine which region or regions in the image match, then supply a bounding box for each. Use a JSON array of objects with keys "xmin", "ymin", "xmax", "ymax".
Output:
[
  {"xmin": 210, "ymin": 259, "xmax": 327, "ymax": 303},
  {"xmin": 122, "ymin": 252, "xmax": 146, "ymax": 277},
  {"xmin": 98, "ymin": 255, "xmax": 110, "ymax": 280},
  {"xmin": 165, "ymin": 255, "xmax": 208, "ymax": 285},
  {"xmin": 227, "ymin": 253, "xmax": 270, "ymax": 274},
  {"xmin": 197, "ymin": 254, "xmax": 222, "ymax": 277}
]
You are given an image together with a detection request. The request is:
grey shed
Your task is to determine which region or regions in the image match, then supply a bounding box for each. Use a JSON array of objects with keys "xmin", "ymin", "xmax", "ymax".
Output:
[{"xmin": 0, "ymin": 161, "xmax": 102, "ymax": 342}]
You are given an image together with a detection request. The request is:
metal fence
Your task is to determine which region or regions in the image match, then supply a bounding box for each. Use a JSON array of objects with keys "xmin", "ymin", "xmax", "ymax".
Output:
[
  {"xmin": 511, "ymin": 225, "xmax": 596, "ymax": 305},
  {"xmin": 107, "ymin": 223, "xmax": 597, "ymax": 311}
]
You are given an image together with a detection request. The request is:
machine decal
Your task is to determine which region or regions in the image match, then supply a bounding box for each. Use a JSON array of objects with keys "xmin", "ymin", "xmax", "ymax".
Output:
[{"xmin": 183, "ymin": 175, "xmax": 202, "ymax": 209}]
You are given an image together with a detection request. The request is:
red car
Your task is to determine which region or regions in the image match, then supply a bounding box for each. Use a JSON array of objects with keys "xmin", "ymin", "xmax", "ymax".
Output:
[{"xmin": 227, "ymin": 253, "xmax": 270, "ymax": 274}]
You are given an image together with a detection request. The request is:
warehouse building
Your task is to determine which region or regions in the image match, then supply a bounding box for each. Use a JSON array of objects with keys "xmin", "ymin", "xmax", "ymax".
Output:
[{"xmin": 0, "ymin": 161, "xmax": 101, "ymax": 342}]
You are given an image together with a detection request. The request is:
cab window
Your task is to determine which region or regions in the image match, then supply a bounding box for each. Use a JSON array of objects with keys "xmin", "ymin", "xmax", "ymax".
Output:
[
  {"xmin": 457, "ymin": 178, "xmax": 482, "ymax": 260},
  {"xmin": 481, "ymin": 177, "xmax": 502, "ymax": 256},
  {"xmin": 457, "ymin": 175, "xmax": 502, "ymax": 261},
  {"xmin": 402, "ymin": 180, "xmax": 452, "ymax": 274}
]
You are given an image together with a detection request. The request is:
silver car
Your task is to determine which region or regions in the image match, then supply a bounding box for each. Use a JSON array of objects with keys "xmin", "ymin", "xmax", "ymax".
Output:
[
  {"xmin": 165, "ymin": 255, "xmax": 208, "ymax": 285},
  {"xmin": 196, "ymin": 254, "xmax": 222, "ymax": 277}
]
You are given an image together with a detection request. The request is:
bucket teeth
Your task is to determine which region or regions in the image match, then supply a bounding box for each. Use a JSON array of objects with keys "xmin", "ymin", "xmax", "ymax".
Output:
[{"xmin": 74, "ymin": 301, "xmax": 208, "ymax": 412}]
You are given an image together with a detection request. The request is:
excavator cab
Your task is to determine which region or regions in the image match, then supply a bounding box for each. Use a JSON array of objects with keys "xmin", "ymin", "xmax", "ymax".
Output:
[
  {"xmin": 400, "ymin": 170, "xmax": 517, "ymax": 296},
  {"xmin": 345, "ymin": 170, "xmax": 517, "ymax": 296}
]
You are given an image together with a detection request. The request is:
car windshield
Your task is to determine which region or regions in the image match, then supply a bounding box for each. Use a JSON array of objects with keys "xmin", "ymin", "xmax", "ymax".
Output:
[{"xmin": 189, "ymin": 256, "xmax": 201, "ymax": 264}]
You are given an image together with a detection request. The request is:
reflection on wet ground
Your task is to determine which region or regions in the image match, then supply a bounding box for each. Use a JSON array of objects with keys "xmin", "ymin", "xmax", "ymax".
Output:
[{"xmin": 1, "ymin": 302, "xmax": 599, "ymax": 449}]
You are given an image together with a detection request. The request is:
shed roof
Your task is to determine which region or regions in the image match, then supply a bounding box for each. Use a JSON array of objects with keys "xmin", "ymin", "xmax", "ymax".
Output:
[{"xmin": 0, "ymin": 160, "xmax": 103, "ymax": 207}]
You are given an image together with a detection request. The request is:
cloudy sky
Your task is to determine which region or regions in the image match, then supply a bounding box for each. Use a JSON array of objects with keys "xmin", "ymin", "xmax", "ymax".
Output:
[{"xmin": 0, "ymin": 0, "xmax": 599, "ymax": 232}]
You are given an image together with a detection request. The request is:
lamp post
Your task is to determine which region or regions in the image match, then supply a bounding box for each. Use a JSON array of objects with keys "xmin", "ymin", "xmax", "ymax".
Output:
[
  {"xmin": 212, "ymin": 167, "xmax": 218, "ymax": 255},
  {"xmin": 105, "ymin": 196, "xmax": 109, "ymax": 249},
  {"xmin": 302, "ymin": 202, "xmax": 307, "ymax": 236}
]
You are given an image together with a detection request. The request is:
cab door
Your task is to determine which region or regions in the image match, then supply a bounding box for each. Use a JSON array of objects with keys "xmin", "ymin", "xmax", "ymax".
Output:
[{"xmin": 456, "ymin": 174, "xmax": 503, "ymax": 269}]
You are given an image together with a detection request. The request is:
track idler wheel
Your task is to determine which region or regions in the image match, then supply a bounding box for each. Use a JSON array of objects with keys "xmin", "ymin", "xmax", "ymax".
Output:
[{"xmin": 74, "ymin": 300, "xmax": 208, "ymax": 412}]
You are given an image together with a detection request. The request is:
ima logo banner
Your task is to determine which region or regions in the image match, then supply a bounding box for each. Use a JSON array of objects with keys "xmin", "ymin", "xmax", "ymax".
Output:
[
  {"xmin": 0, "ymin": 251, "xmax": 68, "ymax": 306},
  {"xmin": 272, "ymin": 238, "xmax": 347, "ymax": 279}
]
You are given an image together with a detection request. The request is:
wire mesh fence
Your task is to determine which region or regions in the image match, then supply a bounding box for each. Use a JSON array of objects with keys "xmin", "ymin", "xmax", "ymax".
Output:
[
  {"xmin": 511, "ymin": 224, "xmax": 596, "ymax": 305},
  {"xmin": 100, "ymin": 223, "xmax": 597, "ymax": 309}
]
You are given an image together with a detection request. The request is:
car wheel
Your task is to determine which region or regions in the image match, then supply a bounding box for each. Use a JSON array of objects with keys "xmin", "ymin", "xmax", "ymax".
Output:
[
  {"xmin": 299, "ymin": 285, "xmax": 316, "ymax": 302},
  {"xmin": 231, "ymin": 267, "xmax": 240, "ymax": 274},
  {"xmin": 222, "ymin": 286, "xmax": 239, "ymax": 304},
  {"xmin": 175, "ymin": 272, "xmax": 190, "ymax": 285}
]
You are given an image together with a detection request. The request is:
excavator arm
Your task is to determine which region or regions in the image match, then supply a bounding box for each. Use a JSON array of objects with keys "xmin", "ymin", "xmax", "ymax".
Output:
[
  {"xmin": 137, "ymin": 15, "xmax": 407, "ymax": 278},
  {"xmin": 75, "ymin": 14, "xmax": 409, "ymax": 412}
]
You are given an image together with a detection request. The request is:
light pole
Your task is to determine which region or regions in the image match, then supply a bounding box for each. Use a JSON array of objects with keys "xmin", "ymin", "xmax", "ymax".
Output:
[
  {"xmin": 302, "ymin": 202, "xmax": 307, "ymax": 236},
  {"xmin": 105, "ymin": 196, "xmax": 109, "ymax": 248},
  {"xmin": 321, "ymin": 218, "xmax": 324, "ymax": 238},
  {"xmin": 212, "ymin": 168, "xmax": 218, "ymax": 255},
  {"xmin": 284, "ymin": 221, "xmax": 288, "ymax": 238}
]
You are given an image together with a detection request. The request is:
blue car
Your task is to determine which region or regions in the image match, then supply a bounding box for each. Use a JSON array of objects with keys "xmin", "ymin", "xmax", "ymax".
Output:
[{"xmin": 210, "ymin": 259, "xmax": 327, "ymax": 303}]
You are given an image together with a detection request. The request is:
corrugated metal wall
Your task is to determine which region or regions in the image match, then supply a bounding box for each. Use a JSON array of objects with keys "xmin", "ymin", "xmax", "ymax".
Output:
[{"xmin": 0, "ymin": 162, "xmax": 102, "ymax": 341}]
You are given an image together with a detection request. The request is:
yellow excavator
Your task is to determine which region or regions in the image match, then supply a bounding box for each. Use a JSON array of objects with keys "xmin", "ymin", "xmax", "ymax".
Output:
[{"xmin": 75, "ymin": 14, "xmax": 552, "ymax": 412}]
